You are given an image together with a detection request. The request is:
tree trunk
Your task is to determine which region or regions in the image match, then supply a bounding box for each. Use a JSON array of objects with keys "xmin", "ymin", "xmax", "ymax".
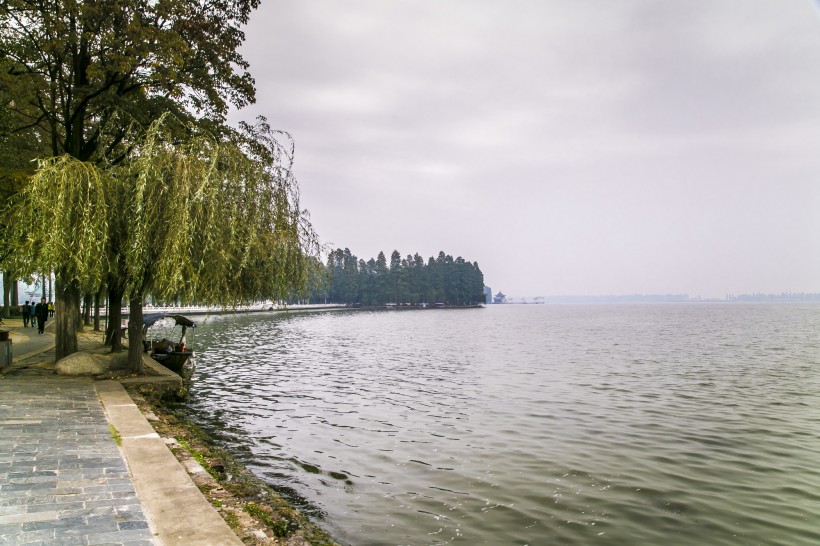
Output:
[
  {"xmin": 106, "ymin": 286, "xmax": 123, "ymax": 352},
  {"xmin": 2, "ymin": 272, "xmax": 9, "ymax": 318},
  {"xmin": 93, "ymin": 289, "xmax": 102, "ymax": 332},
  {"xmin": 83, "ymin": 292, "xmax": 92, "ymax": 326},
  {"xmin": 127, "ymin": 297, "xmax": 144, "ymax": 374},
  {"xmin": 55, "ymin": 278, "xmax": 80, "ymax": 360}
]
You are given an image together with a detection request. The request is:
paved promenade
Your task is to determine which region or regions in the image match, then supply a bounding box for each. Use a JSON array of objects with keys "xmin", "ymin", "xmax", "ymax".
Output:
[
  {"xmin": 0, "ymin": 318, "xmax": 242, "ymax": 545},
  {"xmin": 0, "ymin": 377, "xmax": 154, "ymax": 544}
]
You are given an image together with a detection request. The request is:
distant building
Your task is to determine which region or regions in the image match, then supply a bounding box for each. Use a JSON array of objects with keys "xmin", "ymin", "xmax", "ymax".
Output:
[
  {"xmin": 493, "ymin": 292, "xmax": 507, "ymax": 304},
  {"xmin": 484, "ymin": 286, "xmax": 492, "ymax": 304}
]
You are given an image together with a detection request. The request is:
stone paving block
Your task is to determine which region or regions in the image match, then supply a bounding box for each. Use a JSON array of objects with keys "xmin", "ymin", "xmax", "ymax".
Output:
[
  {"xmin": 82, "ymin": 527, "xmax": 155, "ymax": 544},
  {"xmin": 6, "ymin": 465, "xmax": 37, "ymax": 475},
  {"xmin": 51, "ymin": 487, "xmax": 85, "ymax": 497},
  {"xmin": 9, "ymin": 455, "xmax": 36, "ymax": 463},
  {"xmin": 27, "ymin": 501, "xmax": 85, "ymax": 514},
  {"xmin": 34, "ymin": 457, "xmax": 71, "ymax": 467},
  {"xmin": 0, "ymin": 496, "xmax": 29, "ymax": 507},
  {"xmin": 22, "ymin": 515, "xmax": 84, "ymax": 532},
  {"xmin": 111, "ymin": 490, "xmax": 141, "ymax": 500},
  {"xmin": 52, "ymin": 505, "xmax": 113, "ymax": 520},
  {"xmin": 0, "ymin": 482, "xmax": 57, "ymax": 494},
  {"xmin": 46, "ymin": 534, "xmax": 86, "ymax": 545},
  {"xmin": 83, "ymin": 497, "xmax": 136, "ymax": 510},
  {"xmin": 105, "ymin": 478, "xmax": 135, "ymax": 487},
  {"xmin": 7, "ymin": 470, "xmax": 57, "ymax": 480},
  {"xmin": 118, "ymin": 519, "xmax": 150, "ymax": 531},
  {"xmin": 55, "ymin": 470, "xmax": 85, "ymax": 480},
  {"xmin": 0, "ymin": 510, "xmax": 60, "ymax": 525},
  {"xmin": 81, "ymin": 492, "xmax": 116, "ymax": 502},
  {"xmin": 64, "ymin": 515, "xmax": 119, "ymax": 535},
  {"xmin": 9, "ymin": 529, "xmax": 58, "ymax": 544},
  {"xmin": 85, "ymin": 483, "xmax": 138, "ymax": 495},
  {"xmin": 0, "ymin": 522, "xmax": 23, "ymax": 535}
]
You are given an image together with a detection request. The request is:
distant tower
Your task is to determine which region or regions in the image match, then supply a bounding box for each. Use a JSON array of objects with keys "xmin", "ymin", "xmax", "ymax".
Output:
[
  {"xmin": 493, "ymin": 292, "xmax": 507, "ymax": 304},
  {"xmin": 484, "ymin": 286, "xmax": 492, "ymax": 304}
]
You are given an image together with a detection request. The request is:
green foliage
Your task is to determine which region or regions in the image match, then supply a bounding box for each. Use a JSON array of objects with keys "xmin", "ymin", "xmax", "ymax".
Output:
[
  {"xmin": 0, "ymin": 0, "xmax": 259, "ymax": 161},
  {"xmin": 244, "ymin": 503, "xmax": 294, "ymax": 538},
  {"xmin": 4, "ymin": 156, "xmax": 109, "ymax": 291},
  {"xmin": 0, "ymin": 57, "xmax": 51, "ymax": 230},
  {"xmin": 2, "ymin": 114, "xmax": 317, "ymax": 311}
]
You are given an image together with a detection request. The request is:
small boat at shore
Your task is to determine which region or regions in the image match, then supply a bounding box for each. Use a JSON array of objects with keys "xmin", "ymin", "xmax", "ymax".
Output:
[{"xmin": 142, "ymin": 313, "xmax": 196, "ymax": 375}]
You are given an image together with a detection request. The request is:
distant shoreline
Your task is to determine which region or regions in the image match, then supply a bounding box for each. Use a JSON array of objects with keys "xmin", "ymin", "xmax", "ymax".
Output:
[
  {"xmin": 115, "ymin": 302, "xmax": 483, "ymax": 320},
  {"xmin": 494, "ymin": 295, "xmax": 820, "ymax": 304}
]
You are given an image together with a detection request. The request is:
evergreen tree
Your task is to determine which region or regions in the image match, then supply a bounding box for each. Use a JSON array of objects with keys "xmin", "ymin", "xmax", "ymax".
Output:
[
  {"xmin": 375, "ymin": 251, "xmax": 388, "ymax": 304},
  {"xmin": 342, "ymin": 248, "xmax": 358, "ymax": 304},
  {"xmin": 389, "ymin": 250, "xmax": 402, "ymax": 303}
]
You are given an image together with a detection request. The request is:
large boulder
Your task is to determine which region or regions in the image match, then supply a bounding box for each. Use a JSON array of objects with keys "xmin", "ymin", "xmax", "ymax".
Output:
[{"xmin": 56, "ymin": 351, "xmax": 108, "ymax": 376}]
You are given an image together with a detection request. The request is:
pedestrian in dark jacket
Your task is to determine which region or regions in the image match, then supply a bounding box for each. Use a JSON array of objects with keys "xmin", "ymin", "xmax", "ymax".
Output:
[
  {"xmin": 35, "ymin": 297, "xmax": 49, "ymax": 334},
  {"xmin": 22, "ymin": 301, "xmax": 30, "ymax": 327}
]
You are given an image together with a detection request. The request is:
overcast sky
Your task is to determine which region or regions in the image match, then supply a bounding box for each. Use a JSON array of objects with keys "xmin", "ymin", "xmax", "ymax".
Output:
[{"xmin": 229, "ymin": 1, "xmax": 820, "ymax": 298}]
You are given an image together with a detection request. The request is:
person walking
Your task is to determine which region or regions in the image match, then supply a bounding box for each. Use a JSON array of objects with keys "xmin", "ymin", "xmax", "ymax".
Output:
[
  {"xmin": 35, "ymin": 297, "xmax": 49, "ymax": 334},
  {"xmin": 21, "ymin": 301, "xmax": 30, "ymax": 327},
  {"xmin": 48, "ymin": 301, "xmax": 54, "ymax": 317},
  {"xmin": 29, "ymin": 301, "xmax": 37, "ymax": 327}
]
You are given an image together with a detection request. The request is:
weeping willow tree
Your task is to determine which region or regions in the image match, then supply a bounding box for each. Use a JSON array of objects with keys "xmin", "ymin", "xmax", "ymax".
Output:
[
  {"xmin": 1, "ymin": 0, "xmax": 266, "ymax": 359},
  {"xmin": 4, "ymin": 115, "xmax": 318, "ymax": 371},
  {"xmin": 3, "ymin": 158, "xmax": 110, "ymax": 357},
  {"xmin": 117, "ymin": 116, "xmax": 316, "ymax": 371}
]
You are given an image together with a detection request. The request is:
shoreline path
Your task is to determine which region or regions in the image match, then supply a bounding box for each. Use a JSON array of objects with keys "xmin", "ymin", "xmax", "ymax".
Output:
[{"xmin": 0, "ymin": 318, "xmax": 242, "ymax": 545}]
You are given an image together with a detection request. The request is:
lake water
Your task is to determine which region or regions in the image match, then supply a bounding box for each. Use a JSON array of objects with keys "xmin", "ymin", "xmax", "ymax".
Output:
[{"xmin": 177, "ymin": 304, "xmax": 820, "ymax": 545}]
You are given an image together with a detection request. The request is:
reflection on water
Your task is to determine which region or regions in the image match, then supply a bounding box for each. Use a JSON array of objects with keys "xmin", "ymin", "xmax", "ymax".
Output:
[{"xmin": 181, "ymin": 304, "xmax": 820, "ymax": 545}]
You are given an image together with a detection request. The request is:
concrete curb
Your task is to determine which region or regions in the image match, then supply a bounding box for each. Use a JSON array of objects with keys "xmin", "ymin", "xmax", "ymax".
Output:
[{"xmin": 96, "ymin": 380, "xmax": 243, "ymax": 546}]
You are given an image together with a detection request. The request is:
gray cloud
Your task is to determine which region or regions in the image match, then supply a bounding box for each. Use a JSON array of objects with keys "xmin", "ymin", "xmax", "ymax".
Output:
[{"xmin": 230, "ymin": 0, "xmax": 820, "ymax": 297}]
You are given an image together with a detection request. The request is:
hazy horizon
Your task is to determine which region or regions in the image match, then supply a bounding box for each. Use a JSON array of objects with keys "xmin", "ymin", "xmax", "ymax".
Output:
[{"xmin": 229, "ymin": 1, "xmax": 820, "ymax": 298}]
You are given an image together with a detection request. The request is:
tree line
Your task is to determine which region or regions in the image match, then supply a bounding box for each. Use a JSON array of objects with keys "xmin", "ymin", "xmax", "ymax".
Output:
[{"xmin": 301, "ymin": 248, "xmax": 486, "ymax": 306}]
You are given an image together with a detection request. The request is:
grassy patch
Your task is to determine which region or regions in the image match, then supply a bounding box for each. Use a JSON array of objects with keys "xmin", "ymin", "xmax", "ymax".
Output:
[
  {"xmin": 245, "ymin": 502, "xmax": 294, "ymax": 538},
  {"xmin": 222, "ymin": 509, "xmax": 240, "ymax": 529},
  {"xmin": 176, "ymin": 437, "xmax": 219, "ymax": 479},
  {"xmin": 108, "ymin": 424, "xmax": 122, "ymax": 446}
]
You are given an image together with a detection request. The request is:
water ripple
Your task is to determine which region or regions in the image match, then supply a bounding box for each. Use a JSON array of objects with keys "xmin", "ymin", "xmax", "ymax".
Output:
[{"xmin": 182, "ymin": 304, "xmax": 820, "ymax": 545}]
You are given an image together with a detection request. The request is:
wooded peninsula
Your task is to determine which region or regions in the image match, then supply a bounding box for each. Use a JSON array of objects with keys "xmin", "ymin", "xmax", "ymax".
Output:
[{"xmin": 301, "ymin": 248, "xmax": 486, "ymax": 307}]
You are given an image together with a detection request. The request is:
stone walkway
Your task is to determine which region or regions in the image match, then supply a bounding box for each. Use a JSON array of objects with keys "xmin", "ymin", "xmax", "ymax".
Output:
[
  {"xmin": 0, "ymin": 378, "xmax": 154, "ymax": 545},
  {"xmin": 0, "ymin": 318, "xmax": 242, "ymax": 545}
]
